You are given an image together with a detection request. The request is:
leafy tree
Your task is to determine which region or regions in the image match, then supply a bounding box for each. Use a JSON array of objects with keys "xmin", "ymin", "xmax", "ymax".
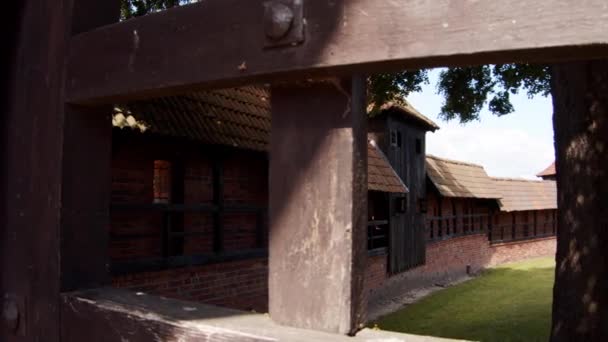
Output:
[{"xmin": 120, "ymin": 0, "xmax": 192, "ymax": 19}]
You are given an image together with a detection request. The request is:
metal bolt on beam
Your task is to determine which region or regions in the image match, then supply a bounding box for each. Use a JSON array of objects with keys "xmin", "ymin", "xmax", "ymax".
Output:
[
  {"xmin": 2, "ymin": 297, "xmax": 19, "ymax": 333},
  {"xmin": 263, "ymin": 0, "xmax": 304, "ymax": 48},
  {"xmin": 264, "ymin": 2, "xmax": 294, "ymax": 40}
]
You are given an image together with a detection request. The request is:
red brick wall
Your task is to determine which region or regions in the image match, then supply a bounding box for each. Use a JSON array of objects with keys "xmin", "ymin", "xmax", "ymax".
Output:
[
  {"xmin": 488, "ymin": 237, "xmax": 556, "ymax": 266},
  {"xmin": 112, "ymin": 258, "xmax": 268, "ymax": 312},
  {"xmin": 366, "ymin": 233, "xmax": 556, "ymax": 305},
  {"xmin": 365, "ymin": 253, "xmax": 389, "ymax": 293},
  {"xmin": 110, "ymin": 132, "xmax": 268, "ymax": 312}
]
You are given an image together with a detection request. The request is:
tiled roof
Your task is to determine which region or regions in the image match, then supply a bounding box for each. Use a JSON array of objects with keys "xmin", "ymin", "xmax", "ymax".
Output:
[
  {"xmin": 493, "ymin": 178, "xmax": 557, "ymax": 212},
  {"xmin": 113, "ymin": 87, "xmax": 408, "ymax": 194},
  {"xmin": 371, "ymin": 99, "xmax": 440, "ymax": 132},
  {"xmin": 368, "ymin": 140, "xmax": 408, "ymax": 194},
  {"xmin": 426, "ymin": 155, "xmax": 501, "ymax": 199},
  {"xmin": 536, "ymin": 162, "xmax": 556, "ymax": 177},
  {"xmin": 114, "ymin": 86, "xmax": 271, "ymax": 151}
]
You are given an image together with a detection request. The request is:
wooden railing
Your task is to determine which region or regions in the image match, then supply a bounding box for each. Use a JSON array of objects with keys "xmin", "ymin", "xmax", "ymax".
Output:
[
  {"xmin": 426, "ymin": 214, "xmax": 489, "ymax": 243},
  {"xmin": 110, "ymin": 202, "xmax": 267, "ymax": 274},
  {"xmin": 489, "ymin": 220, "xmax": 556, "ymax": 244}
]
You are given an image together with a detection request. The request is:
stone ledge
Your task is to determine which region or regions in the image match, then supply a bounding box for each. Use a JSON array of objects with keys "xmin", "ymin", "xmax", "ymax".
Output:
[{"xmin": 61, "ymin": 288, "xmax": 468, "ymax": 341}]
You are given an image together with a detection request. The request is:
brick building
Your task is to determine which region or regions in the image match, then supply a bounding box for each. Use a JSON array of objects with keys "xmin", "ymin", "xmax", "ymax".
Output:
[
  {"xmin": 365, "ymin": 155, "xmax": 557, "ymax": 306},
  {"xmin": 109, "ymin": 86, "xmax": 408, "ymax": 313},
  {"xmin": 110, "ymin": 87, "xmax": 272, "ymax": 311},
  {"xmin": 491, "ymin": 177, "xmax": 557, "ymax": 243},
  {"xmin": 109, "ymin": 86, "xmax": 557, "ymax": 318}
]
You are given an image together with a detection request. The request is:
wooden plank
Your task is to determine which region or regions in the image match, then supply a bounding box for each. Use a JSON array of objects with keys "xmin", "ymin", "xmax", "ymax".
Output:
[
  {"xmin": 2, "ymin": 2, "xmax": 111, "ymax": 341},
  {"xmin": 2, "ymin": 1, "xmax": 119, "ymax": 340},
  {"xmin": 2, "ymin": 4, "xmax": 70, "ymax": 339},
  {"xmin": 60, "ymin": 0, "xmax": 121, "ymax": 292},
  {"xmin": 269, "ymin": 77, "xmax": 367, "ymax": 334},
  {"xmin": 60, "ymin": 106, "xmax": 113, "ymax": 291},
  {"xmin": 66, "ymin": 0, "xmax": 608, "ymax": 104}
]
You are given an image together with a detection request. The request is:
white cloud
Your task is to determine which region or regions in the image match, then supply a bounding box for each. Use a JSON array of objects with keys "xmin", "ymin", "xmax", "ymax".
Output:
[
  {"xmin": 407, "ymin": 69, "xmax": 555, "ymax": 179},
  {"xmin": 426, "ymin": 124, "xmax": 554, "ymax": 179}
]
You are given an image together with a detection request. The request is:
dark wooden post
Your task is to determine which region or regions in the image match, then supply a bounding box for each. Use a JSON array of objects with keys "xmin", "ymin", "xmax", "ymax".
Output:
[
  {"xmin": 452, "ymin": 199, "xmax": 457, "ymax": 235},
  {"xmin": 438, "ymin": 197, "xmax": 443, "ymax": 237},
  {"xmin": 61, "ymin": 0, "xmax": 121, "ymax": 293},
  {"xmin": 512, "ymin": 212, "xmax": 517, "ymax": 240},
  {"xmin": 488, "ymin": 210, "xmax": 494, "ymax": 241},
  {"xmin": 2, "ymin": 1, "xmax": 119, "ymax": 340},
  {"xmin": 60, "ymin": 107, "xmax": 113, "ymax": 291},
  {"xmin": 269, "ymin": 78, "xmax": 367, "ymax": 335},
  {"xmin": 552, "ymin": 210, "xmax": 557, "ymax": 235},
  {"xmin": 533, "ymin": 211, "xmax": 538, "ymax": 237}
]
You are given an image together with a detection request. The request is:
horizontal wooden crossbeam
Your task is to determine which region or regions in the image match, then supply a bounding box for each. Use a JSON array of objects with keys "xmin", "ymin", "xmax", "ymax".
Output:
[{"xmin": 66, "ymin": 0, "xmax": 608, "ymax": 104}]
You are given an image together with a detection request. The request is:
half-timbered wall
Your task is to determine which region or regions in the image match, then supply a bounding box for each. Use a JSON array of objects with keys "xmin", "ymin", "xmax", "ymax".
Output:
[
  {"xmin": 426, "ymin": 191, "xmax": 495, "ymax": 241},
  {"xmin": 109, "ymin": 130, "xmax": 269, "ymax": 311},
  {"xmin": 370, "ymin": 115, "xmax": 428, "ymax": 274},
  {"xmin": 365, "ymin": 185, "xmax": 557, "ymax": 310},
  {"xmin": 490, "ymin": 209, "xmax": 557, "ymax": 243}
]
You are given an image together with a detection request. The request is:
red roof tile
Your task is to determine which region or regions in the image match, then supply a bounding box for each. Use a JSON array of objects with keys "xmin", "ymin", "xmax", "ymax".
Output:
[
  {"xmin": 114, "ymin": 87, "xmax": 408, "ymax": 194},
  {"xmin": 536, "ymin": 162, "xmax": 556, "ymax": 177}
]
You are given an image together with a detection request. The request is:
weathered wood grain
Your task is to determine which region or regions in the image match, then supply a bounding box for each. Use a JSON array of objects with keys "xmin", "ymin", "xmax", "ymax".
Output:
[
  {"xmin": 60, "ymin": 106, "xmax": 113, "ymax": 291},
  {"xmin": 1, "ymin": 0, "xmax": 119, "ymax": 340},
  {"xmin": 60, "ymin": 0, "xmax": 121, "ymax": 292},
  {"xmin": 269, "ymin": 78, "xmax": 367, "ymax": 334},
  {"xmin": 66, "ymin": 0, "xmax": 608, "ymax": 104}
]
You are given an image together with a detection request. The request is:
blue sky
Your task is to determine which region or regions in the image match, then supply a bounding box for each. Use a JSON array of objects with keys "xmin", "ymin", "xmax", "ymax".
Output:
[{"xmin": 408, "ymin": 69, "xmax": 555, "ymax": 179}]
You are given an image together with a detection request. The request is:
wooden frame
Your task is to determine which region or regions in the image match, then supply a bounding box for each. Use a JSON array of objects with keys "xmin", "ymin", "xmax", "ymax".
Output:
[
  {"xmin": 66, "ymin": 0, "xmax": 608, "ymax": 104},
  {"xmin": 5, "ymin": 0, "xmax": 608, "ymax": 340}
]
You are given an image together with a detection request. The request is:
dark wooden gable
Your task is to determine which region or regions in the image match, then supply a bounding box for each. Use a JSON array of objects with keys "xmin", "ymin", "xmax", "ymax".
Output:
[{"xmin": 369, "ymin": 107, "xmax": 436, "ymax": 274}]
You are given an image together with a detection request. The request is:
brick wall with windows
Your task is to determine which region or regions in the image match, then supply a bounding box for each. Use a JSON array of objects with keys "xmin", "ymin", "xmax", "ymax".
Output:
[
  {"xmin": 110, "ymin": 131, "xmax": 269, "ymax": 312},
  {"xmin": 365, "ymin": 224, "xmax": 556, "ymax": 304}
]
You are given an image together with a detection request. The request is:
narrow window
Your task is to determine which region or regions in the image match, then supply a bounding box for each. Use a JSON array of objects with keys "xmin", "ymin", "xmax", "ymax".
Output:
[
  {"xmin": 390, "ymin": 130, "xmax": 398, "ymax": 147},
  {"xmin": 415, "ymin": 138, "xmax": 422, "ymax": 154},
  {"xmin": 153, "ymin": 160, "xmax": 171, "ymax": 204},
  {"xmin": 397, "ymin": 131, "xmax": 402, "ymax": 148}
]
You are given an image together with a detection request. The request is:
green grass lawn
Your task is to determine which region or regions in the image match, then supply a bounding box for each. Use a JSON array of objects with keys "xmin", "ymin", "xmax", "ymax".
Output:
[{"xmin": 375, "ymin": 257, "xmax": 555, "ymax": 342}]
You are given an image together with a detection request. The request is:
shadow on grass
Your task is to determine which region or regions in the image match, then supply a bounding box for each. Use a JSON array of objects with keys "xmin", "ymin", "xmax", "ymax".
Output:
[{"xmin": 375, "ymin": 258, "xmax": 555, "ymax": 342}]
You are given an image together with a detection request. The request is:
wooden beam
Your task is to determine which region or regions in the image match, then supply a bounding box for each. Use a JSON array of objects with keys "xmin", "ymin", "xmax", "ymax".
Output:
[
  {"xmin": 269, "ymin": 77, "xmax": 367, "ymax": 334},
  {"xmin": 60, "ymin": 106, "xmax": 113, "ymax": 291},
  {"xmin": 66, "ymin": 0, "xmax": 608, "ymax": 104},
  {"xmin": 2, "ymin": 0, "xmax": 119, "ymax": 340},
  {"xmin": 60, "ymin": 0, "xmax": 121, "ymax": 292},
  {"xmin": 2, "ymin": 3, "xmax": 70, "ymax": 339}
]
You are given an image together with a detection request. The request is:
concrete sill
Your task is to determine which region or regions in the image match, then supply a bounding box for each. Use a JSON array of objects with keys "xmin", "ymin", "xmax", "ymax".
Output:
[{"xmin": 61, "ymin": 288, "xmax": 467, "ymax": 341}]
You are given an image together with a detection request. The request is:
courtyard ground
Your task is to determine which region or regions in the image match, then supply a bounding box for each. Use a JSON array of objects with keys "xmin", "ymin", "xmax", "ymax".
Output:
[{"xmin": 375, "ymin": 257, "xmax": 555, "ymax": 342}]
